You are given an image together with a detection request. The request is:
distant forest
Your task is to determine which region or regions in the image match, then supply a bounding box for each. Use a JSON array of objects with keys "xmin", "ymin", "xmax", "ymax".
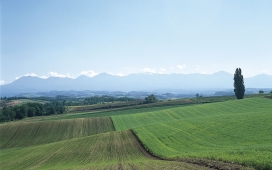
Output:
[
  {"xmin": 0, "ymin": 102, "xmax": 66, "ymax": 122},
  {"xmin": 76, "ymin": 96, "xmax": 135, "ymax": 105},
  {"xmin": 0, "ymin": 95, "xmax": 136, "ymax": 122},
  {"xmin": 36, "ymin": 95, "xmax": 135, "ymax": 106}
]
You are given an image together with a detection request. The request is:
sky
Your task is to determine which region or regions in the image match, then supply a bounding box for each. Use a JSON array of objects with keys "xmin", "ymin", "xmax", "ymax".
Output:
[{"xmin": 1, "ymin": 0, "xmax": 272, "ymax": 85}]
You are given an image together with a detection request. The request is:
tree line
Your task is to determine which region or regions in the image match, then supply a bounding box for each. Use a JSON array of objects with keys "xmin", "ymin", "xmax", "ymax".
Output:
[
  {"xmin": 1, "ymin": 96, "xmax": 28, "ymax": 100},
  {"xmin": 0, "ymin": 101, "xmax": 66, "ymax": 122},
  {"xmin": 65, "ymin": 96, "xmax": 135, "ymax": 106}
]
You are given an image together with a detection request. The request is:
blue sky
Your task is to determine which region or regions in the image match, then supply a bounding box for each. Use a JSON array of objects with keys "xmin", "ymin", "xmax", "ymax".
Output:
[{"xmin": 1, "ymin": 0, "xmax": 272, "ymax": 84}]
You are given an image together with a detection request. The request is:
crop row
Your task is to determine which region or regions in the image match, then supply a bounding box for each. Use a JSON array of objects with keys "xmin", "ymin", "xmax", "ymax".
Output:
[
  {"xmin": 0, "ymin": 130, "xmax": 207, "ymax": 170},
  {"xmin": 0, "ymin": 117, "xmax": 114, "ymax": 149}
]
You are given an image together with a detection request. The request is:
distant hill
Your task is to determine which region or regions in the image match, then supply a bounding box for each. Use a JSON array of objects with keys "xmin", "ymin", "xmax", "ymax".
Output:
[{"xmin": 1, "ymin": 71, "xmax": 272, "ymax": 96}]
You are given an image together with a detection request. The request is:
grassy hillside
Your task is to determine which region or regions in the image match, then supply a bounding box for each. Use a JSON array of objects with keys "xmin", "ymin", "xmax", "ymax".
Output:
[
  {"xmin": 29, "ymin": 104, "xmax": 192, "ymax": 122},
  {"xmin": 112, "ymin": 97, "xmax": 272, "ymax": 130},
  {"xmin": 0, "ymin": 130, "xmax": 209, "ymax": 170},
  {"xmin": 15, "ymin": 95, "xmax": 266, "ymax": 122},
  {"xmin": 1, "ymin": 96, "xmax": 270, "ymax": 169},
  {"xmin": 0, "ymin": 117, "xmax": 114, "ymax": 149},
  {"xmin": 112, "ymin": 97, "xmax": 272, "ymax": 169}
]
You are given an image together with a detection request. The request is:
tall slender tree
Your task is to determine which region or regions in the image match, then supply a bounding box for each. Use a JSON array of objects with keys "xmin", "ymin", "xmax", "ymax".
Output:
[{"xmin": 234, "ymin": 68, "xmax": 245, "ymax": 99}]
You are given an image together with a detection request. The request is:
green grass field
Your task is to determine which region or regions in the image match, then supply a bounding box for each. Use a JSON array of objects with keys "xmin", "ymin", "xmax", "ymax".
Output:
[
  {"xmin": 112, "ymin": 97, "xmax": 271, "ymax": 130},
  {"xmin": 24, "ymin": 104, "xmax": 191, "ymax": 122},
  {"xmin": 0, "ymin": 130, "xmax": 210, "ymax": 170},
  {"xmin": 0, "ymin": 117, "xmax": 114, "ymax": 149},
  {"xmin": 0, "ymin": 96, "xmax": 271, "ymax": 169},
  {"xmin": 112, "ymin": 97, "xmax": 272, "ymax": 169}
]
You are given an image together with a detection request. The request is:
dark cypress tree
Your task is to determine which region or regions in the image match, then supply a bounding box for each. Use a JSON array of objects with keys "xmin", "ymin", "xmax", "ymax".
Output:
[{"xmin": 234, "ymin": 68, "xmax": 245, "ymax": 99}]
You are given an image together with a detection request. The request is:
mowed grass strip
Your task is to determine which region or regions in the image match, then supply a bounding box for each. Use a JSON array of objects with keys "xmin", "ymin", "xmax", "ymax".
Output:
[
  {"xmin": 0, "ymin": 117, "xmax": 114, "ymax": 149},
  {"xmin": 112, "ymin": 97, "xmax": 272, "ymax": 169},
  {"xmin": 0, "ymin": 130, "xmax": 210, "ymax": 170}
]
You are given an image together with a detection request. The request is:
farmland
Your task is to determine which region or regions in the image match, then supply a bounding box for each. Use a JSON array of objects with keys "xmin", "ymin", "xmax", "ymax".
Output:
[
  {"xmin": 0, "ymin": 117, "xmax": 114, "ymax": 149},
  {"xmin": 17, "ymin": 99, "xmax": 194, "ymax": 122},
  {"xmin": 112, "ymin": 97, "xmax": 272, "ymax": 169},
  {"xmin": 45, "ymin": 94, "xmax": 268, "ymax": 122},
  {"xmin": 0, "ymin": 95, "xmax": 271, "ymax": 169},
  {"xmin": 112, "ymin": 97, "xmax": 271, "ymax": 130},
  {"xmin": 0, "ymin": 130, "xmax": 211, "ymax": 170}
]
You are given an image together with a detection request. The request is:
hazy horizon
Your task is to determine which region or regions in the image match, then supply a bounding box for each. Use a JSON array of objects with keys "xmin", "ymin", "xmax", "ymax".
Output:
[
  {"xmin": 1, "ymin": 1, "xmax": 272, "ymax": 85},
  {"xmin": 5, "ymin": 70, "xmax": 272, "ymax": 83}
]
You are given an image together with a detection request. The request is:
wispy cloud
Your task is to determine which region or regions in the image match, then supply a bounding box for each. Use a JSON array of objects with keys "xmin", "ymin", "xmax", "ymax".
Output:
[
  {"xmin": 15, "ymin": 72, "xmax": 75, "ymax": 80},
  {"xmin": 195, "ymin": 65, "xmax": 200, "ymax": 71},
  {"xmin": 160, "ymin": 68, "xmax": 166, "ymax": 72},
  {"xmin": 15, "ymin": 73, "xmax": 47, "ymax": 80},
  {"xmin": 157, "ymin": 68, "xmax": 167, "ymax": 74},
  {"xmin": 262, "ymin": 70, "xmax": 269, "ymax": 74},
  {"xmin": 0, "ymin": 80, "xmax": 5, "ymax": 85},
  {"xmin": 141, "ymin": 68, "xmax": 156, "ymax": 73},
  {"xmin": 117, "ymin": 73, "xmax": 125, "ymax": 76},
  {"xmin": 80, "ymin": 70, "xmax": 97, "ymax": 77},
  {"xmin": 177, "ymin": 64, "xmax": 186, "ymax": 70},
  {"xmin": 107, "ymin": 72, "xmax": 126, "ymax": 76},
  {"xmin": 48, "ymin": 72, "xmax": 75, "ymax": 78}
]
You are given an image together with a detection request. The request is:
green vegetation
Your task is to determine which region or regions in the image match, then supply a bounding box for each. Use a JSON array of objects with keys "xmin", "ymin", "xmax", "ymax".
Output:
[
  {"xmin": 47, "ymin": 106, "xmax": 176, "ymax": 121},
  {"xmin": 112, "ymin": 97, "xmax": 270, "ymax": 130},
  {"xmin": 112, "ymin": 97, "xmax": 272, "ymax": 169},
  {"xmin": 233, "ymin": 68, "xmax": 245, "ymax": 99},
  {"xmin": 35, "ymin": 98, "xmax": 194, "ymax": 121},
  {"xmin": 0, "ymin": 117, "xmax": 114, "ymax": 149},
  {"xmin": 82, "ymin": 96, "xmax": 135, "ymax": 105},
  {"xmin": 70, "ymin": 98, "xmax": 192, "ymax": 110},
  {"xmin": 0, "ymin": 98, "xmax": 48, "ymax": 108},
  {"xmin": 62, "ymin": 95, "xmax": 137, "ymax": 106},
  {"xmin": 67, "ymin": 100, "xmax": 142, "ymax": 113},
  {"xmin": 0, "ymin": 95, "xmax": 271, "ymax": 169},
  {"xmin": 143, "ymin": 94, "xmax": 158, "ymax": 104},
  {"xmin": 0, "ymin": 129, "xmax": 207, "ymax": 169},
  {"xmin": 0, "ymin": 101, "xmax": 66, "ymax": 122}
]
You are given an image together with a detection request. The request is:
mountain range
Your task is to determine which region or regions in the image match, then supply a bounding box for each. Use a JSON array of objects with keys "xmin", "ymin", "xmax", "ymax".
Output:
[{"xmin": 1, "ymin": 71, "xmax": 272, "ymax": 97}]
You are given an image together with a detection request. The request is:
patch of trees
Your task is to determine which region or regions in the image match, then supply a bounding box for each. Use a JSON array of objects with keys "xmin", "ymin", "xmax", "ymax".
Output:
[
  {"xmin": 143, "ymin": 94, "xmax": 158, "ymax": 104},
  {"xmin": 65, "ymin": 96, "xmax": 135, "ymax": 106},
  {"xmin": 195, "ymin": 93, "xmax": 203, "ymax": 98},
  {"xmin": 259, "ymin": 90, "xmax": 264, "ymax": 94},
  {"xmin": 0, "ymin": 102, "xmax": 66, "ymax": 122},
  {"xmin": 0, "ymin": 96, "xmax": 28, "ymax": 100}
]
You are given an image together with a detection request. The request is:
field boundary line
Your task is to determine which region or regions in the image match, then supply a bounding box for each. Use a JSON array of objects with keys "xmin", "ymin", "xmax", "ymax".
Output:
[
  {"xmin": 129, "ymin": 129, "xmax": 162, "ymax": 160},
  {"xmin": 109, "ymin": 117, "xmax": 116, "ymax": 131}
]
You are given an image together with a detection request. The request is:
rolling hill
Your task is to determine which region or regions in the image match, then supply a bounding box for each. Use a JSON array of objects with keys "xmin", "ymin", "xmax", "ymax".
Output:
[
  {"xmin": 0, "ymin": 121, "xmax": 210, "ymax": 169},
  {"xmin": 0, "ymin": 96, "xmax": 271, "ymax": 169},
  {"xmin": 0, "ymin": 117, "xmax": 114, "ymax": 149},
  {"xmin": 112, "ymin": 97, "xmax": 272, "ymax": 169}
]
